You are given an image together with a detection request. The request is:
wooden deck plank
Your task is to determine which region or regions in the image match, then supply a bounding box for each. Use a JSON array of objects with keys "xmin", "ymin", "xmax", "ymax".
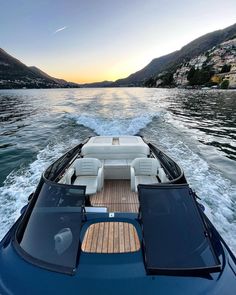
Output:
[
  {"xmin": 82, "ymin": 226, "xmax": 93, "ymax": 252},
  {"xmin": 102, "ymin": 222, "xmax": 109, "ymax": 253},
  {"xmin": 108, "ymin": 222, "xmax": 114, "ymax": 253},
  {"xmin": 90, "ymin": 223, "xmax": 99, "ymax": 252},
  {"xmin": 91, "ymin": 180, "xmax": 139, "ymax": 212},
  {"xmin": 113, "ymin": 222, "xmax": 119, "ymax": 253},
  {"xmin": 96, "ymin": 222, "xmax": 104, "ymax": 253},
  {"xmin": 124, "ymin": 222, "xmax": 131, "ymax": 252},
  {"xmin": 133, "ymin": 226, "xmax": 140, "ymax": 250},
  {"xmin": 82, "ymin": 222, "xmax": 140, "ymax": 253},
  {"xmin": 118, "ymin": 222, "xmax": 125, "ymax": 253}
]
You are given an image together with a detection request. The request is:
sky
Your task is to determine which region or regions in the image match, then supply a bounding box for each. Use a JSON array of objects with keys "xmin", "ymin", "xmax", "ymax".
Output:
[{"xmin": 1, "ymin": 0, "xmax": 236, "ymax": 83}]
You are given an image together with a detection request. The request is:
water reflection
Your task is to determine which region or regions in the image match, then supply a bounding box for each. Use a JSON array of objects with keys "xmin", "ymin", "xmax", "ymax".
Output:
[
  {"xmin": 0, "ymin": 94, "xmax": 35, "ymax": 124},
  {"xmin": 166, "ymin": 90, "xmax": 236, "ymax": 160}
]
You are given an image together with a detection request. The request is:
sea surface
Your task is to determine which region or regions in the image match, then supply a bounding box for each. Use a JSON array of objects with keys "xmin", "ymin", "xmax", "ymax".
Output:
[{"xmin": 0, "ymin": 87, "xmax": 235, "ymax": 253}]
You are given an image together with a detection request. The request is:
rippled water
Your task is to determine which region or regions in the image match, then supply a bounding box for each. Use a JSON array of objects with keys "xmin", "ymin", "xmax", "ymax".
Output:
[{"xmin": 0, "ymin": 88, "xmax": 235, "ymax": 253}]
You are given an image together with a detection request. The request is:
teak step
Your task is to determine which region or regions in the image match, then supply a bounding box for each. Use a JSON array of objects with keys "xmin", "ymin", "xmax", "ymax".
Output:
[{"xmin": 82, "ymin": 222, "xmax": 140, "ymax": 253}]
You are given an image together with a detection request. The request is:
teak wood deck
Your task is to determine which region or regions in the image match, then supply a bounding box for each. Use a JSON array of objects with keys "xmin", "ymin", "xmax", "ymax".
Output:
[
  {"xmin": 83, "ymin": 180, "xmax": 140, "ymax": 253},
  {"xmin": 82, "ymin": 222, "xmax": 140, "ymax": 253},
  {"xmin": 90, "ymin": 180, "xmax": 139, "ymax": 212}
]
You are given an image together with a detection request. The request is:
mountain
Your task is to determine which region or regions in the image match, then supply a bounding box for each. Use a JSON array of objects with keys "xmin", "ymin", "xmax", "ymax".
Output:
[
  {"xmin": 113, "ymin": 23, "xmax": 236, "ymax": 87},
  {"xmin": 29, "ymin": 66, "xmax": 79, "ymax": 88},
  {"xmin": 80, "ymin": 80, "xmax": 113, "ymax": 88},
  {"xmin": 171, "ymin": 37, "xmax": 236, "ymax": 89},
  {"xmin": 2, "ymin": 22, "xmax": 236, "ymax": 89},
  {"xmin": 0, "ymin": 49, "xmax": 79, "ymax": 89}
]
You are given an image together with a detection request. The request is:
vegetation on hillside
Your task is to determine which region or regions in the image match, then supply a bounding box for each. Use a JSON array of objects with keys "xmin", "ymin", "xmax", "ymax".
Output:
[{"xmin": 187, "ymin": 65, "xmax": 214, "ymax": 86}]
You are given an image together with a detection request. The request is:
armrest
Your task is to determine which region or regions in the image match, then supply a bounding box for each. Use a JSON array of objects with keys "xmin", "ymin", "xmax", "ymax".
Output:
[
  {"xmin": 97, "ymin": 166, "xmax": 104, "ymax": 192},
  {"xmin": 130, "ymin": 167, "xmax": 136, "ymax": 192}
]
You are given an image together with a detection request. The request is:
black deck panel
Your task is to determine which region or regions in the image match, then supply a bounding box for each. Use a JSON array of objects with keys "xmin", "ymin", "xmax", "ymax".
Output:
[{"xmin": 138, "ymin": 184, "xmax": 221, "ymax": 275}]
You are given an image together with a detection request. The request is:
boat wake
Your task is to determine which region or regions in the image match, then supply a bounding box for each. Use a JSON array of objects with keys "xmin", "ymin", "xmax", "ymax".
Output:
[
  {"xmin": 142, "ymin": 114, "xmax": 236, "ymax": 254},
  {"xmin": 65, "ymin": 112, "xmax": 159, "ymax": 136},
  {"xmin": 0, "ymin": 143, "xmax": 68, "ymax": 239}
]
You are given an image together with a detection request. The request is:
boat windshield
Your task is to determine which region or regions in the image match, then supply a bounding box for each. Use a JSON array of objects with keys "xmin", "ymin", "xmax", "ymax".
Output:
[
  {"xmin": 18, "ymin": 180, "xmax": 86, "ymax": 274},
  {"xmin": 138, "ymin": 184, "xmax": 221, "ymax": 275}
]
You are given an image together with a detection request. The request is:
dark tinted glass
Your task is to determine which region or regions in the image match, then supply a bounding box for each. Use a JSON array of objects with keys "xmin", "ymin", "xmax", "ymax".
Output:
[
  {"xmin": 138, "ymin": 184, "xmax": 220, "ymax": 274},
  {"xmin": 44, "ymin": 144, "xmax": 81, "ymax": 181},
  {"xmin": 20, "ymin": 182, "xmax": 85, "ymax": 270},
  {"xmin": 149, "ymin": 144, "xmax": 184, "ymax": 181}
]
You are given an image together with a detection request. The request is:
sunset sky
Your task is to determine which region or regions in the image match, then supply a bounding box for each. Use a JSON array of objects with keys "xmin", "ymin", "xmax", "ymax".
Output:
[{"xmin": 1, "ymin": 0, "xmax": 236, "ymax": 83}]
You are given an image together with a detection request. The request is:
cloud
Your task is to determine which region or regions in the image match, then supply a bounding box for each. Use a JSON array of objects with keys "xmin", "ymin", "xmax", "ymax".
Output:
[{"xmin": 53, "ymin": 26, "xmax": 68, "ymax": 34}]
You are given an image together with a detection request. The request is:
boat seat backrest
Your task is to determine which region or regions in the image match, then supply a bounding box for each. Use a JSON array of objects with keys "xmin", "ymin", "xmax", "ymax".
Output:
[
  {"xmin": 73, "ymin": 158, "xmax": 104, "ymax": 194},
  {"xmin": 74, "ymin": 158, "xmax": 102, "ymax": 176},
  {"xmin": 130, "ymin": 158, "xmax": 161, "ymax": 192},
  {"xmin": 83, "ymin": 153, "xmax": 148, "ymax": 160},
  {"xmin": 81, "ymin": 142, "xmax": 150, "ymax": 161},
  {"xmin": 131, "ymin": 158, "xmax": 160, "ymax": 176}
]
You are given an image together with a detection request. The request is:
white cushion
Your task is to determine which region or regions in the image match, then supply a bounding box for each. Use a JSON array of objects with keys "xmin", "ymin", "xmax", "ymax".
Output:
[
  {"xmin": 74, "ymin": 176, "xmax": 98, "ymax": 195},
  {"xmin": 131, "ymin": 158, "xmax": 160, "ymax": 175},
  {"xmin": 104, "ymin": 159, "xmax": 127, "ymax": 167},
  {"xmin": 73, "ymin": 158, "xmax": 104, "ymax": 194},
  {"xmin": 135, "ymin": 175, "xmax": 157, "ymax": 184},
  {"xmin": 83, "ymin": 153, "xmax": 148, "ymax": 160},
  {"xmin": 74, "ymin": 158, "xmax": 102, "ymax": 176},
  {"xmin": 130, "ymin": 158, "xmax": 160, "ymax": 192},
  {"xmin": 81, "ymin": 136, "xmax": 150, "ymax": 159}
]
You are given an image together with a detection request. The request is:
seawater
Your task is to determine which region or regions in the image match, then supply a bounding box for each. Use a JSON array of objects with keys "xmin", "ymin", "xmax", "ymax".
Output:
[{"xmin": 0, "ymin": 88, "xmax": 235, "ymax": 253}]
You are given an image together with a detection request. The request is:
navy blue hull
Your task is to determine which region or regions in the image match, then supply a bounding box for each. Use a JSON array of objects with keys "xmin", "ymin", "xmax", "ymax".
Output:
[{"xmin": 0, "ymin": 213, "xmax": 236, "ymax": 295}]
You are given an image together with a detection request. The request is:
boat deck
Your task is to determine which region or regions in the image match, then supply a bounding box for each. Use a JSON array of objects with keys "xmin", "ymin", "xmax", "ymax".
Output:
[
  {"xmin": 82, "ymin": 180, "xmax": 140, "ymax": 253},
  {"xmin": 90, "ymin": 180, "xmax": 139, "ymax": 212},
  {"xmin": 82, "ymin": 222, "xmax": 140, "ymax": 253}
]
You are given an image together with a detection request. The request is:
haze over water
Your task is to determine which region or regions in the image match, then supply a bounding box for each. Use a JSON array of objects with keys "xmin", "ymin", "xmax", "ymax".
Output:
[{"xmin": 0, "ymin": 88, "xmax": 235, "ymax": 253}]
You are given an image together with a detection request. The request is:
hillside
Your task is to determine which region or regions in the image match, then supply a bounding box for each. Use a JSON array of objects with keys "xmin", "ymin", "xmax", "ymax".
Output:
[
  {"xmin": 80, "ymin": 80, "xmax": 113, "ymax": 88},
  {"xmin": 29, "ymin": 66, "xmax": 79, "ymax": 88},
  {"xmin": 1, "ymin": 22, "xmax": 236, "ymax": 89},
  {"xmin": 113, "ymin": 23, "xmax": 236, "ymax": 87},
  {"xmin": 171, "ymin": 38, "xmax": 236, "ymax": 89},
  {"xmin": 0, "ymin": 49, "xmax": 78, "ymax": 89}
]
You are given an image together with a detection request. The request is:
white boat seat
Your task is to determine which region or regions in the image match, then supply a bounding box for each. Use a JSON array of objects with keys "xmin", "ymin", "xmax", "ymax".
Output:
[
  {"xmin": 130, "ymin": 158, "xmax": 160, "ymax": 192},
  {"xmin": 73, "ymin": 158, "xmax": 104, "ymax": 195},
  {"xmin": 59, "ymin": 167, "xmax": 75, "ymax": 185}
]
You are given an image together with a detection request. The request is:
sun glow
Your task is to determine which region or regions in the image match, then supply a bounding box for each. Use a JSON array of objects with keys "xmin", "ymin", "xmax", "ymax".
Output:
[{"xmin": 48, "ymin": 52, "xmax": 159, "ymax": 84}]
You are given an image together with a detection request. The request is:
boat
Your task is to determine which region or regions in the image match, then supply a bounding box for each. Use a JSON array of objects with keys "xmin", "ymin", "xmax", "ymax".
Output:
[{"xmin": 0, "ymin": 135, "xmax": 235, "ymax": 294}]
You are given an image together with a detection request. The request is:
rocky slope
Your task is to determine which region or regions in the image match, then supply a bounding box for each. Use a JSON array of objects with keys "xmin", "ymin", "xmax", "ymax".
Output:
[{"xmin": 172, "ymin": 38, "xmax": 236, "ymax": 88}]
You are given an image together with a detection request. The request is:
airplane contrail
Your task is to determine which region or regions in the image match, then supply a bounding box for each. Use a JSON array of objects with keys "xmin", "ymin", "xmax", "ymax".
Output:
[{"xmin": 54, "ymin": 26, "xmax": 67, "ymax": 34}]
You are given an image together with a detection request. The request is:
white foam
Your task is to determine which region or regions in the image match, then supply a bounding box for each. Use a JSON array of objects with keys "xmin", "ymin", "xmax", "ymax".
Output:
[
  {"xmin": 151, "ymin": 121, "xmax": 236, "ymax": 254},
  {"xmin": 66, "ymin": 113, "xmax": 158, "ymax": 136},
  {"xmin": 0, "ymin": 143, "xmax": 69, "ymax": 239}
]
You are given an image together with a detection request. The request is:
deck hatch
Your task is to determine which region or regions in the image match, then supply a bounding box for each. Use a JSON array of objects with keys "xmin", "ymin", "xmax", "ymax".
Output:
[
  {"xmin": 82, "ymin": 222, "xmax": 140, "ymax": 253},
  {"xmin": 138, "ymin": 184, "xmax": 221, "ymax": 275}
]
